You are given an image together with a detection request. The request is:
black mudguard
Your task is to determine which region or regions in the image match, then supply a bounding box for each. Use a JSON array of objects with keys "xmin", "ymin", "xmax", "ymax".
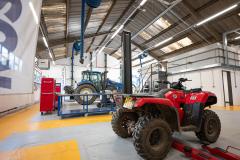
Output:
[{"xmin": 182, "ymin": 103, "xmax": 204, "ymax": 130}]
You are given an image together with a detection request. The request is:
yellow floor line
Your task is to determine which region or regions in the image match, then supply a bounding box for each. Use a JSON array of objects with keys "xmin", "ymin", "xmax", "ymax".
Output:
[
  {"xmin": 0, "ymin": 104, "xmax": 111, "ymax": 140},
  {"xmin": 1, "ymin": 103, "xmax": 239, "ymax": 140},
  {"xmin": 29, "ymin": 114, "xmax": 112, "ymax": 131},
  {"xmin": 0, "ymin": 139, "xmax": 80, "ymax": 160},
  {"xmin": 210, "ymin": 106, "xmax": 240, "ymax": 111}
]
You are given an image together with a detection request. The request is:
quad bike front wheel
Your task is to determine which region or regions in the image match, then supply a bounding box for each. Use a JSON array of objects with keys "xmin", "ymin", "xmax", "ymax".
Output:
[
  {"xmin": 133, "ymin": 116, "xmax": 172, "ymax": 160},
  {"xmin": 195, "ymin": 109, "xmax": 221, "ymax": 143},
  {"xmin": 111, "ymin": 109, "xmax": 138, "ymax": 138},
  {"xmin": 74, "ymin": 84, "xmax": 97, "ymax": 105}
]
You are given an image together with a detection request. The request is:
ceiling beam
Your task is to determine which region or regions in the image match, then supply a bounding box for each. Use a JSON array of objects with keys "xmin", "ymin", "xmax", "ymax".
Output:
[
  {"xmin": 86, "ymin": 0, "xmax": 117, "ymax": 53},
  {"xmin": 39, "ymin": 13, "xmax": 56, "ymax": 60},
  {"xmin": 40, "ymin": 13, "xmax": 48, "ymax": 37},
  {"xmin": 109, "ymin": 0, "xmax": 182, "ymax": 56},
  {"xmin": 96, "ymin": 0, "xmax": 136, "ymax": 50},
  {"xmin": 150, "ymin": 29, "xmax": 207, "ymax": 52},
  {"xmin": 84, "ymin": 7, "xmax": 93, "ymax": 32},
  {"xmin": 65, "ymin": 0, "xmax": 70, "ymax": 57},
  {"xmin": 142, "ymin": 0, "xmax": 219, "ymax": 46},
  {"xmin": 181, "ymin": 0, "xmax": 221, "ymax": 41},
  {"xmin": 157, "ymin": 37, "xmax": 215, "ymax": 60},
  {"xmin": 37, "ymin": 30, "xmax": 114, "ymax": 52}
]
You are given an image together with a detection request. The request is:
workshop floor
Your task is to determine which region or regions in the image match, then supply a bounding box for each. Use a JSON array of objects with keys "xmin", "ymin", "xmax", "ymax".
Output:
[{"xmin": 0, "ymin": 104, "xmax": 239, "ymax": 160}]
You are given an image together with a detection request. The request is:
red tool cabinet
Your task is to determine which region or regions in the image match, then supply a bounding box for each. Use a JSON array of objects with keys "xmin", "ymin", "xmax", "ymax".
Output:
[
  {"xmin": 55, "ymin": 83, "xmax": 61, "ymax": 108},
  {"xmin": 40, "ymin": 78, "xmax": 56, "ymax": 114}
]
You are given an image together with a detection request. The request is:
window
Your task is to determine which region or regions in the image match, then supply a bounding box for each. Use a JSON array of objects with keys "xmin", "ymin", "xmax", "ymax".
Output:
[
  {"xmin": 91, "ymin": 73, "xmax": 100, "ymax": 82},
  {"xmin": 9, "ymin": 53, "xmax": 14, "ymax": 69}
]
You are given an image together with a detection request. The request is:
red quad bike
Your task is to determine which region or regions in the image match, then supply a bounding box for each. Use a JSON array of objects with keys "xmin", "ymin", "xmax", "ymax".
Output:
[{"xmin": 111, "ymin": 78, "xmax": 221, "ymax": 160}]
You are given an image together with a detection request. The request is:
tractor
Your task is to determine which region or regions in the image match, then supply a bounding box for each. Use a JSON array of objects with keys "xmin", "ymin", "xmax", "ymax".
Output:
[
  {"xmin": 111, "ymin": 78, "xmax": 221, "ymax": 160},
  {"xmin": 64, "ymin": 70, "xmax": 122, "ymax": 105}
]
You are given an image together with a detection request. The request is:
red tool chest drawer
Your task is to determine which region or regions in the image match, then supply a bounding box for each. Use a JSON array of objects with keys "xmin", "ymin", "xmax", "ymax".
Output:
[{"xmin": 40, "ymin": 78, "xmax": 55, "ymax": 114}]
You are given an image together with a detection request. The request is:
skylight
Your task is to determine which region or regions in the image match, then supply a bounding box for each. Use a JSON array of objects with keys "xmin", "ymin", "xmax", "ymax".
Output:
[
  {"xmin": 153, "ymin": 17, "xmax": 171, "ymax": 30},
  {"xmin": 139, "ymin": 31, "xmax": 152, "ymax": 40},
  {"xmin": 161, "ymin": 37, "xmax": 193, "ymax": 53},
  {"xmin": 114, "ymin": 49, "xmax": 122, "ymax": 57},
  {"xmin": 139, "ymin": 17, "xmax": 171, "ymax": 40}
]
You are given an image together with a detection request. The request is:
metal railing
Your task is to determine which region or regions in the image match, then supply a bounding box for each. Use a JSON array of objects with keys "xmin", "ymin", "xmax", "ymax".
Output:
[
  {"xmin": 56, "ymin": 92, "xmax": 117, "ymax": 118},
  {"xmin": 137, "ymin": 62, "xmax": 162, "ymax": 93}
]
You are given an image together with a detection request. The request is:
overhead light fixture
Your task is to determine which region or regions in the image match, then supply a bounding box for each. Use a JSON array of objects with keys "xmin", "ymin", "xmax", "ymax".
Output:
[
  {"xmin": 111, "ymin": 25, "xmax": 124, "ymax": 40},
  {"xmin": 154, "ymin": 37, "xmax": 173, "ymax": 48},
  {"xmin": 238, "ymin": 13, "xmax": 240, "ymax": 16},
  {"xmin": 235, "ymin": 36, "xmax": 240, "ymax": 40},
  {"xmin": 29, "ymin": 1, "xmax": 39, "ymax": 24},
  {"xmin": 140, "ymin": 0, "xmax": 148, "ymax": 6},
  {"xmin": 43, "ymin": 37, "xmax": 48, "ymax": 48},
  {"xmin": 196, "ymin": 4, "xmax": 238, "ymax": 26}
]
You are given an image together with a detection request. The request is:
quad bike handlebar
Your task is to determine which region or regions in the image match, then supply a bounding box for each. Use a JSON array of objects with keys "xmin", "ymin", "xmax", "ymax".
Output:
[{"xmin": 157, "ymin": 78, "xmax": 192, "ymax": 90}]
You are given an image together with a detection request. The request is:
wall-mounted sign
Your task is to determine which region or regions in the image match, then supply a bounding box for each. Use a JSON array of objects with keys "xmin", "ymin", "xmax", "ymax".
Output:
[
  {"xmin": 38, "ymin": 59, "xmax": 50, "ymax": 70},
  {"xmin": 0, "ymin": 0, "xmax": 43, "ymax": 94}
]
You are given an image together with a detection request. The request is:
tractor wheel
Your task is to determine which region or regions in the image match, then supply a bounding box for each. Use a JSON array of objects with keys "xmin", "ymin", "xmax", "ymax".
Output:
[
  {"xmin": 74, "ymin": 84, "xmax": 97, "ymax": 105},
  {"xmin": 111, "ymin": 108, "xmax": 138, "ymax": 138},
  {"xmin": 195, "ymin": 110, "xmax": 221, "ymax": 143},
  {"xmin": 133, "ymin": 116, "xmax": 172, "ymax": 160}
]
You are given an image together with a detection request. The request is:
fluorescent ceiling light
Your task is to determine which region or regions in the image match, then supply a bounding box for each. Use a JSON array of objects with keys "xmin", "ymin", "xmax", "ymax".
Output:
[
  {"xmin": 154, "ymin": 37, "xmax": 173, "ymax": 48},
  {"xmin": 235, "ymin": 36, "xmax": 240, "ymax": 40},
  {"xmin": 43, "ymin": 37, "xmax": 48, "ymax": 48},
  {"xmin": 140, "ymin": 0, "xmax": 148, "ymax": 6},
  {"xmin": 111, "ymin": 25, "xmax": 124, "ymax": 39},
  {"xmin": 29, "ymin": 2, "xmax": 39, "ymax": 24},
  {"xmin": 196, "ymin": 4, "xmax": 238, "ymax": 26}
]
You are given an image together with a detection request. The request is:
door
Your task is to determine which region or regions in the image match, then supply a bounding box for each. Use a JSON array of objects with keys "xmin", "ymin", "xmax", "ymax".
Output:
[{"xmin": 222, "ymin": 71, "xmax": 233, "ymax": 106}]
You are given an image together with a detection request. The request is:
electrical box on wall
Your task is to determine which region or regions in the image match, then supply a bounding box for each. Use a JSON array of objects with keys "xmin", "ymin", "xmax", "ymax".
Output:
[{"xmin": 38, "ymin": 59, "xmax": 50, "ymax": 70}]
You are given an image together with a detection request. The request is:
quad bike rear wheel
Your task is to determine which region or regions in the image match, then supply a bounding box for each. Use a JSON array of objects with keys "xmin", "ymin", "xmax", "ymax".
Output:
[
  {"xmin": 133, "ymin": 116, "xmax": 172, "ymax": 160},
  {"xmin": 111, "ymin": 109, "xmax": 138, "ymax": 138},
  {"xmin": 74, "ymin": 84, "xmax": 97, "ymax": 105},
  {"xmin": 195, "ymin": 109, "xmax": 221, "ymax": 143}
]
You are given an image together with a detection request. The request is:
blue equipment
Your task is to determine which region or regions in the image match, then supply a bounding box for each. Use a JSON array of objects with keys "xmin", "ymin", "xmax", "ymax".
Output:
[
  {"xmin": 86, "ymin": 0, "xmax": 102, "ymax": 8},
  {"xmin": 57, "ymin": 92, "xmax": 116, "ymax": 118},
  {"xmin": 74, "ymin": 70, "xmax": 122, "ymax": 105},
  {"xmin": 138, "ymin": 51, "xmax": 148, "ymax": 68},
  {"xmin": 78, "ymin": 0, "xmax": 102, "ymax": 64}
]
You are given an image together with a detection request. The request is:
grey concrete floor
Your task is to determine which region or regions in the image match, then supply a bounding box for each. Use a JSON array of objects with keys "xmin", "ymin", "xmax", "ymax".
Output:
[{"xmin": 0, "ymin": 110, "xmax": 240, "ymax": 159}]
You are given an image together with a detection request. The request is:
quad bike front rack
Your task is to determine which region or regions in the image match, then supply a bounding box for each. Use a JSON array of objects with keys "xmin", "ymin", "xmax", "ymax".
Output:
[{"xmin": 172, "ymin": 139, "xmax": 240, "ymax": 160}]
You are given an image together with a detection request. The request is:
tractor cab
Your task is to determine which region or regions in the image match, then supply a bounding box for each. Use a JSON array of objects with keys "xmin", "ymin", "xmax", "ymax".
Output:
[{"xmin": 81, "ymin": 70, "xmax": 102, "ymax": 91}]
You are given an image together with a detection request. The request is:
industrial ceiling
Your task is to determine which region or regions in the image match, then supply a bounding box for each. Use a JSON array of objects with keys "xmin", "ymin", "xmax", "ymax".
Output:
[{"xmin": 36, "ymin": 0, "xmax": 240, "ymax": 66}]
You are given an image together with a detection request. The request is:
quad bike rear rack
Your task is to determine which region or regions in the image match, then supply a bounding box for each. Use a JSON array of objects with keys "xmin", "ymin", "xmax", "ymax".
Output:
[{"xmin": 172, "ymin": 139, "xmax": 240, "ymax": 160}]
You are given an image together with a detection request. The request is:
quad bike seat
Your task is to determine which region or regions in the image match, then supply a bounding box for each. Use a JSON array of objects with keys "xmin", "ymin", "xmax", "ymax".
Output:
[
  {"xmin": 191, "ymin": 88, "xmax": 202, "ymax": 92},
  {"xmin": 185, "ymin": 88, "xmax": 202, "ymax": 93},
  {"xmin": 153, "ymin": 88, "xmax": 173, "ymax": 98}
]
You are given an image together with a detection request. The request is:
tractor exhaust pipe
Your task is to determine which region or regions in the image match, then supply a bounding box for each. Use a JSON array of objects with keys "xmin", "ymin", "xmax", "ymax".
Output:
[{"xmin": 122, "ymin": 30, "xmax": 132, "ymax": 94}]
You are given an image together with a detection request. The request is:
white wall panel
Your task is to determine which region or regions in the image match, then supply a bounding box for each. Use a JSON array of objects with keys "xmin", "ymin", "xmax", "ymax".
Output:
[
  {"xmin": 0, "ymin": 0, "xmax": 42, "ymax": 112},
  {"xmin": 0, "ymin": 0, "xmax": 42, "ymax": 94},
  {"xmin": 167, "ymin": 67, "xmax": 240, "ymax": 106}
]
